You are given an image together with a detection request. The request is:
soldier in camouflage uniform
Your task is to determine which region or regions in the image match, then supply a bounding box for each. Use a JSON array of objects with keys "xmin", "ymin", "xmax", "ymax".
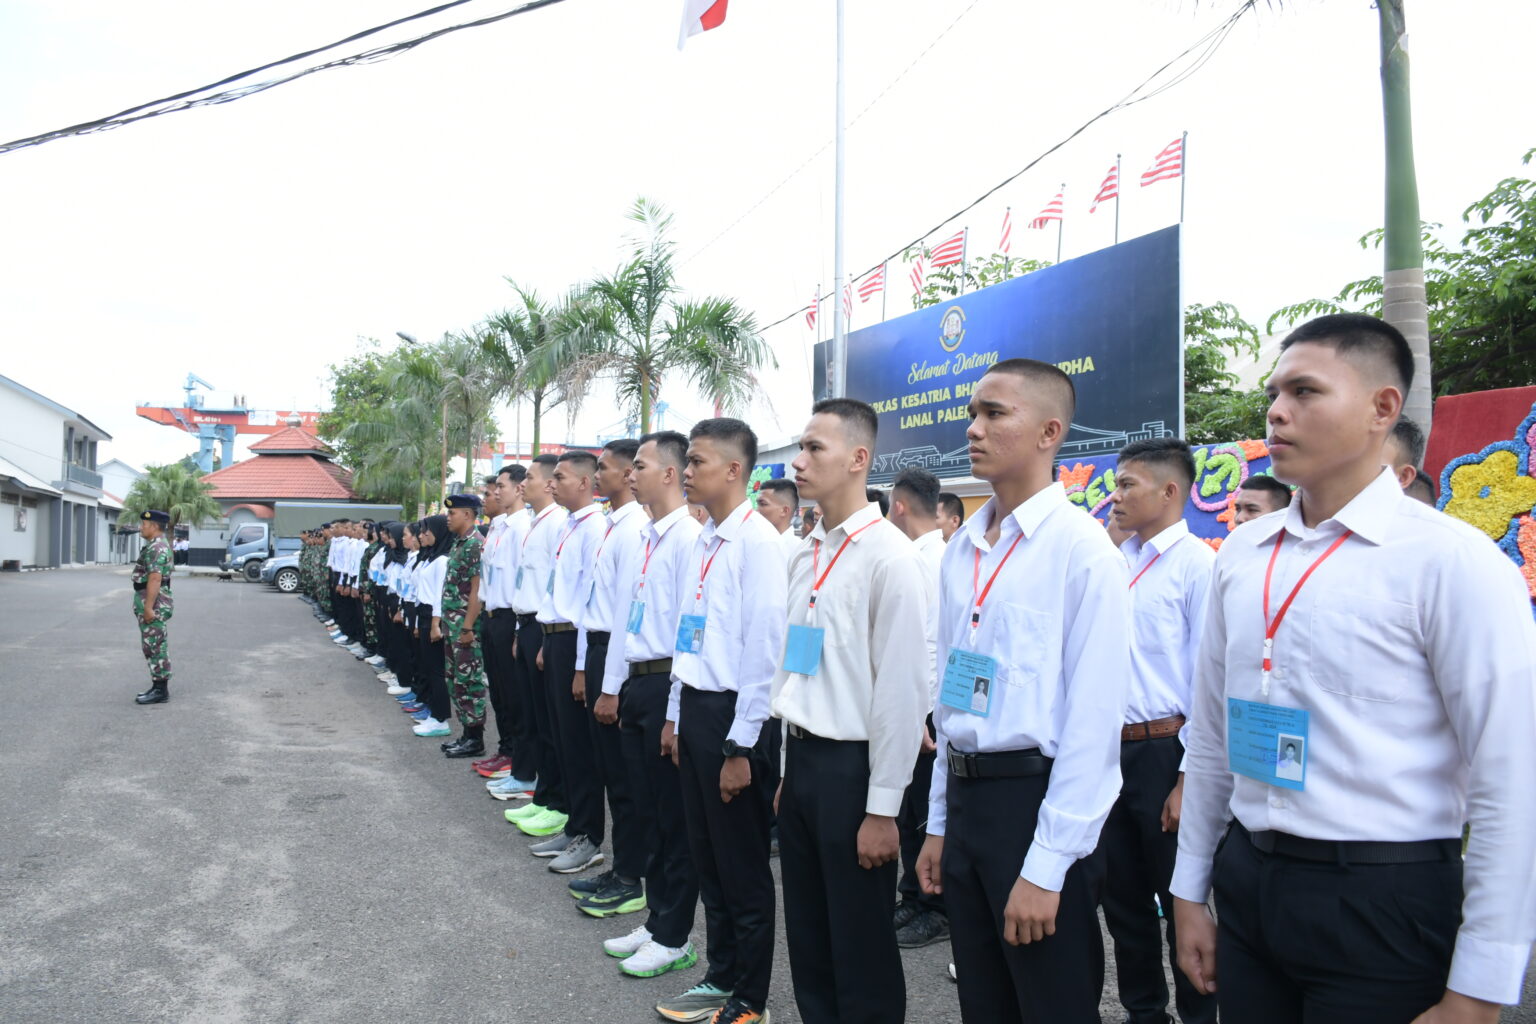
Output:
[
  {"xmin": 440, "ymin": 493, "xmax": 488, "ymax": 758},
  {"xmin": 131, "ymin": 509, "xmax": 175, "ymax": 705},
  {"xmin": 358, "ymin": 523, "xmax": 382, "ymax": 654}
]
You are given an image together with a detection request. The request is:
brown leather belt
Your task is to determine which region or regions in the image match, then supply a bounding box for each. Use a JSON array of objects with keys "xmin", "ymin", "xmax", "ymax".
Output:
[
  {"xmin": 629, "ymin": 657, "xmax": 673, "ymax": 678},
  {"xmin": 1121, "ymin": 714, "xmax": 1186, "ymax": 742},
  {"xmin": 541, "ymin": 621, "xmax": 575, "ymax": 635}
]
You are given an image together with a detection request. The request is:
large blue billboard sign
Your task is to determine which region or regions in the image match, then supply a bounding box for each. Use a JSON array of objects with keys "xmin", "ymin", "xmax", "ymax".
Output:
[{"xmin": 818, "ymin": 226, "xmax": 1182, "ymax": 486}]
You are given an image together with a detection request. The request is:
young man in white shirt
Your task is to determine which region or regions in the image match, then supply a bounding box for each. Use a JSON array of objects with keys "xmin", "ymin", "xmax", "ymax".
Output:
[
  {"xmin": 915, "ymin": 358, "xmax": 1132, "ymax": 1024},
  {"xmin": 526, "ymin": 452, "xmax": 606, "ymax": 862},
  {"xmin": 771, "ymin": 398, "xmax": 931, "ymax": 1024},
  {"xmin": 1384, "ymin": 414, "xmax": 1426, "ymax": 491},
  {"xmin": 656, "ymin": 419, "xmax": 788, "ymax": 1024},
  {"xmin": 754, "ymin": 477, "xmax": 803, "ymax": 565},
  {"xmin": 1101, "ymin": 437, "xmax": 1217, "ymax": 1024},
  {"xmin": 503, "ymin": 456, "xmax": 569, "ymax": 831},
  {"xmin": 1172, "ymin": 313, "xmax": 1536, "ymax": 1024},
  {"xmin": 482, "ymin": 463, "xmax": 538, "ymax": 790},
  {"xmin": 601, "ymin": 431, "xmax": 705, "ymax": 982},
  {"xmin": 1229, "ymin": 475, "xmax": 1292, "ymax": 526},
  {"xmin": 474, "ymin": 478, "xmax": 516, "ymax": 777},
  {"xmin": 887, "ymin": 466, "xmax": 949, "ymax": 950},
  {"xmin": 937, "ymin": 492, "xmax": 965, "ymax": 542}
]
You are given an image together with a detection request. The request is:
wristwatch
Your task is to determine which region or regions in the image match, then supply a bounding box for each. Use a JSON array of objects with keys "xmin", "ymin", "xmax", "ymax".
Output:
[{"xmin": 721, "ymin": 739, "xmax": 750, "ymax": 759}]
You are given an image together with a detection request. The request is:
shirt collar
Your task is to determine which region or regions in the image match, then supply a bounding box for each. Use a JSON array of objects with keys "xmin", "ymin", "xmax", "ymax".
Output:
[
  {"xmin": 704, "ymin": 499, "xmax": 756, "ymax": 543},
  {"xmin": 1121, "ymin": 519, "xmax": 1190, "ymax": 562},
  {"xmin": 568, "ymin": 503, "xmax": 602, "ymax": 524},
  {"xmin": 810, "ymin": 502, "xmax": 883, "ymax": 545},
  {"xmin": 648, "ymin": 503, "xmax": 692, "ymax": 539},
  {"xmin": 965, "ymin": 482, "xmax": 1068, "ymax": 548},
  {"xmin": 1257, "ymin": 467, "xmax": 1400, "ymax": 546},
  {"xmin": 608, "ymin": 500, "xmax": 643, "ymax": 526},
  {"xmin": 913, "ymin": 528, "xmax": 945, "ymax": 551},
  {"xmin": 531, "ymin": 502, "xmax": 561, "ymax": 523}
]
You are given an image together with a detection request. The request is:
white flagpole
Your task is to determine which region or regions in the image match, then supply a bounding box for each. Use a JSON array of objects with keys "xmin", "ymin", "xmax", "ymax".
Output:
[
  {"xmin": 1058, "ymin": 183, "xmax": 1065, "ymax": 263},
  {"xmin": 832, "ymin": 0, "xmax": 848, "ymax": 398},
  {"xmin": 959, "ymin": 227, "xmax": 968, "ymax": 295},
  {"xmin": 1179, "ymin": 130, "xmax": 1188, "ymax": 223},
  {"xmin": 1114, "ymin": 154, "xmax": 1121, "ymax": 245}
]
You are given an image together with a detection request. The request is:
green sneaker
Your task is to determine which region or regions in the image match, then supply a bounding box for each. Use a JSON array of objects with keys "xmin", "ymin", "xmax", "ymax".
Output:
[
  {"xmin": 619, "ymin": 940, "xmax": 697, "ymax": 979},
  {"xmin": 517, "ymin": 808, "xmax": 569, "ymax": 837},
  {"xmin": 577, "ymin": 876, "xmax": 647, "ymax": 918},
  {"xmin": 504, "ymin": 802, "xmax": 547, "ymax": 823},
  {"xmin": 655, "ymin": 980, "xmax": 732, "ymax": 1021}
]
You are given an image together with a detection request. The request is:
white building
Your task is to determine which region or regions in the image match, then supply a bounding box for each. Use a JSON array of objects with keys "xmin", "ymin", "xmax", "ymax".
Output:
[
  {"xmin": 0, "ymin": 374, "xmax": 116, "ymax": 569},
  {"xmin": 99, "ymin": 458, "xmax": 146, "ymax": 564}
]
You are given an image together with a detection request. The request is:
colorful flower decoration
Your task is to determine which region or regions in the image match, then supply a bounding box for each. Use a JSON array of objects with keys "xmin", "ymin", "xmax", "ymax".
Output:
[
  {"xmin": 1058, "ymin": 462, "xmax": 1093, "ymax": 491},
  {"xmin": 1517, "ymin": 516, "xmax": 1536, "ymax": 600},
  {"xmin": 1439, "ymin": 404, "xmax": 1536, "ymax": 611}
]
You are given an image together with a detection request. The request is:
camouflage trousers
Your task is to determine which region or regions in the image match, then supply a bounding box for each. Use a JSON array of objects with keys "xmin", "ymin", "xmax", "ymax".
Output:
[
  {"xmin": 362, "ymin": 594, "xmax": 380, "ymax": 651},
  {"xmin": 315, "ymin": 579, "xmax": 332, "ymax": 615},
  {"xmin": 444, "ymin": 619, "xmax": 486, "ymax": 728},
  {"xmin": 133, "ymin": 592, "xmax": 174, "ymax": 681}
]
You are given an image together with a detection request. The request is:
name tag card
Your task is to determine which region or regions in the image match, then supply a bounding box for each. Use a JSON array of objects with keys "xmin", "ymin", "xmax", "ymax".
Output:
[
  {"xmin": 1227, "ymin": 698, "xmax": 1308, "ymax": 791},
  {"xmin": 940, "ymin": 646, "xmax": 997, "ymax": 718},
  {"xmin": 782, "ymin": 624, "xmax": 825, "ymax": 676},
  {"xmin": 626, "ymin": 600, "xmax": 645, "ymax": 634},
  {"xmin": 675, "ymin": 614, "xmax": 706, "ymax": 654},
  {"xmin": 515, "ymin": 566, "xmax": 524, "ymax": 589}
]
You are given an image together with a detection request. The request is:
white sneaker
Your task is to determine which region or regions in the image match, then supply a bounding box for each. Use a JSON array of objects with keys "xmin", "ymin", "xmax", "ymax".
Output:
[
  {"xmin": 603, "ymin": 925, "xmax": 652, "ymax": 959},
  {"xmin": 322, "ymin": 619, "xmax": 336, "ymax": 628},
  {"xmin": 619, "ymin": 940, "xmax": 695, "ymax": 979},
  {"xmin": 331, "ymin": 635, "xmax": 350, "ymax": 645},
  {"xmin": 347, "ymin": 645, "xmax": 367, "ymax": 656},
  {"xmin": 377, "ymin": 671, "xmax": 398, "ymax": 684},
  {"xmin": 366, "ymin": 655, "xmax": 385, "ymax": 666},
  {"xmin": 413, "ymin": 717, "xmax": 451, "ymax": 737},
  {"xmin": 385, "ymin": 683, "xmax": 411, "ymax": 695}
]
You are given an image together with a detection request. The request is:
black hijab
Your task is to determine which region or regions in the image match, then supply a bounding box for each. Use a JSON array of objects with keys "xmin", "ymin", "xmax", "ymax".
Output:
[
  {"xmin": 384, "ymin": 522, "xmax": 407, "ymax": 564},
  {"xmin": 417, "ymin": 514, "xmax": 454, "ymax": 563}
]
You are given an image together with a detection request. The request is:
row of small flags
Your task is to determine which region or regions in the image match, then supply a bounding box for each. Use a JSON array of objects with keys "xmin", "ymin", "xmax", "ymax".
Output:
[{"xmin": 805, "ymin": 136, "xmax": 1185, "ymax": 329}]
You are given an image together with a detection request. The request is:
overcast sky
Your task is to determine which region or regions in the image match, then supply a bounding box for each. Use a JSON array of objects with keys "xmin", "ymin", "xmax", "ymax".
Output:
[{"xmin": 1, "ymin": 0, "xmax": 1531, "ymax": 471}]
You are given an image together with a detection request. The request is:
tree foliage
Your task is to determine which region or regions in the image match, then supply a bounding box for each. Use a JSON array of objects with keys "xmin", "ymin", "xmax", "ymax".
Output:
[
  {"xmin": 120, "ymin": 463, "xmax": 222, "ymax": 531},
  {"xmin": 908, "ymin": 245, "xmax": 1051, "ymax": 309},
  {"xmin": 315, "ymin": 342, "xmax": 391, "ymax": 475},
  {"xmin": 1184, "ymin": 301, "xmax": 1269, "ymax": 446}
]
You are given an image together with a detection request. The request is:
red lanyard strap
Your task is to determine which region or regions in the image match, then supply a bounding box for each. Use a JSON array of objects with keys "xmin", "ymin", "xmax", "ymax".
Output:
[
  {"xmin": 696, "ymin": 509, "xmax": 753, "ymax": 598},
  {"xmin": 522, "ymin": 507, "xmax": 553, "ymax": 550},
  {"xmin": 969, "ymin": 533, "xmax": 1024, "ymax": 629},
  {"xmin": 556, "ymin": 509, "xmax": 596, "ymax": 560},
  {"xmin": 1261, "ymin": 530, "xmax": 1353, "ymax": 672},
  {"xmin": 808, "ymin": 519, "xmax": 878, "ymax": 610},
  {"xmin": 1128, "ymin": 535, "xmax": 1185, "ymax": 589}
]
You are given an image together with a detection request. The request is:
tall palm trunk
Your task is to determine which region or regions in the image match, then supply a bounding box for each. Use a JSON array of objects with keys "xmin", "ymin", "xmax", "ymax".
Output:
[
  {"xmin": 531, "ymin": 390, "xmax": 543, "ymax": 456},
  {"xmin": 640, "ymin": 367, "xmax": 653, "ymax": 435},
  {"xmin": 1378, "ymin": 0, "xmax": 1431, "ymax": 432}
]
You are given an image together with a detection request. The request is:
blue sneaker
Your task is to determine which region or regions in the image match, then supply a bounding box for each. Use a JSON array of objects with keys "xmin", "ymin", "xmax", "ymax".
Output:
[
  {"xmin": 487, "ymin": 776, "xmax": 537, "ymax": 801},
  {"xmin": 411, "ymin": 709, "xmax": 433, "ymax": 721},
  {"xmin": 393, "ymin": 692, "xmax": 418, "ymax": 703},
  {"xmin": 401, "ymin": 702, "xmax": 426, "ymax": 713}
]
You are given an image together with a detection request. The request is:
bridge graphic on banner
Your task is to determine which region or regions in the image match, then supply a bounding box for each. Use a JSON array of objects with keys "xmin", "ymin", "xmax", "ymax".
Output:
[{"xmin": 869, "ymin": 420, "xmax": 1174, "ymax": 485}]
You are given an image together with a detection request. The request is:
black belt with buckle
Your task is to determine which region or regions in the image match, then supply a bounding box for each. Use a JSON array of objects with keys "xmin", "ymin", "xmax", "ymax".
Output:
[
  {"xmin": 629, "ymin": 657, "xmax": 673, "ymax": 678},
  {"xmin": 541, "ymin": 621, "xmax": 575, "ymax": 635},
  {"xmin": 946, "ymin": 747, "xmax": 1052, "ymax": 780},
  {"xmin": 516, "ymin": 612, "xmax": 538, "ymax": 626},
  {"xmin": 1238, "ymin": 823, "xmax": 1460, "ymax": 865},
  {"xmin": 133, "ymin": 582, "xmax": 171, "ymax": 592}
]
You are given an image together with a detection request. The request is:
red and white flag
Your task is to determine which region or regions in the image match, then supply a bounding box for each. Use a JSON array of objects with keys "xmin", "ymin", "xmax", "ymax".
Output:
[
  {"xmin": 1029, "ymin": 191, "xmax": 1064, "ymax": 229},
  {"xmin": 805, "ymin": 288, "xmax": 818, "ymax": 331},
  {"xmin": 909, "ymin": 253, "xmax": 926, "ymax": 295},
  {"xmin": 999, "ymin": 207, "xmax": 1013, "ymax": 256},
  {"xmin": 678, "ymin": 0, "xmax": 728, "ymax": 49},
  {"xmin": 857, "ymin": 263, "xmax": 885, "ymax": 302},
  {"xmin": 1140, "ymin": 137, "xmax": 1184, "ymax": 186},
  {"xmin": 1090, "ymin": 165, "xmax": 1119, "ymax": 213},
  {"xmin": 841, "ymin": 283, "xmax": 853, "ymax": 319},
  {"xmin": 930, "ymin": 228, "xmax": 966, "ymax": 268}
]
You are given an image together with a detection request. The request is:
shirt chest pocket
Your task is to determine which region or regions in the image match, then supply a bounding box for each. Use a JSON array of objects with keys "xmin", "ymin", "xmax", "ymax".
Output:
[
  {"xmin": 1308, "ymin": 592, "xmax": 1419, "ymax": 703},
  {"xmin": 993, "ymin": 601, "xmax": 1054, "ymax": 690},
  {"xmin": 1133, "ymin": 593, "xmax": 1184, "ymax": 657}
]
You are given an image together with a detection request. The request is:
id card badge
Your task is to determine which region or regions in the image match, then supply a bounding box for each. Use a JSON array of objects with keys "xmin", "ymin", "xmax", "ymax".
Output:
[
  {"xmin": 515, "ymin": 566, "xmax": 524, "ymax": 589},
  {"xmin": 940, "ymin": 646, "xmax": 998, "ymax": 717},
  {"xmin": 782, "ymin": 624, "xmax": 826, "ymax": 676},
  {"xmin": 1227, "ymin": 698, "xmax": 1309, "ymax": 791},
  {"xmin": 546, "ymin": 569, "xmax": 556, "ymax": 595},
  {"xmin": 482, "ymin": 564, "xmax": 494, "ymax": 587},
  {"xmin": 675, "ymin": 614, "xmax": 706, "ymax": 654},
  {"xmin": 626, "ymin": 600, "xmax": 645, "ymax": 634}
]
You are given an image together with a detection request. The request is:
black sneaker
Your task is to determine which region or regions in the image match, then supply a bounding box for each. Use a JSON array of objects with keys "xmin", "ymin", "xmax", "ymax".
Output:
[
  {"xmin": 892, "ymin": 899, "xmax": 920, "ymax": 931},
  {"xmin": 895, "ymin": 909, "xmax": 949, "ymax": 949},
  {"xmin": 568, "ymin": 869, "xmax": 615, "ymax": 899},
  {"xmin": 577, "ymin": 876, "xmax": 646, "ymax": 918}
]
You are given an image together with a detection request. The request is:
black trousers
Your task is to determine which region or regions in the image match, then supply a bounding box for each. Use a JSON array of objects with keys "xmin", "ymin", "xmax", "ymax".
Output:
[
  {"xmin": 897, "ymin": 717, "xmax": 943, "ymax": 915},
  {"xmin": 515, "ymin": 615, "xmax": 561, "ymax": 807},
  {"xmin": 619, "ymin": 670, "xmax": 697, "ymax": 949},
  {"xmin": 415, "ymin": 630, "xmax": 449, "ymax": 723},
  {"xmin": 779, "ymin": 733, "xmax": 904, "ymax": 1024},
  {"xmin": 1101, "ymin": 736, "xmax": 1216, "ymax": 1024},
  {"xmin": 545, "ymin": 630, "xmax": 600, "ymax": 840},
  {"xmin": 1212, "ymin": 824, "xmax": 1462, "ymax": 1024},
  {"xmin": 482, "ymin": 611, "xmax": 519, "ymax": 759},
  {"xmin": 585, "ymin": 634, "xmax": 644, "ymax": 879},
  {"xmin": 677, "ymin": 688, "xmax": 776, "ymax": 1009},
  {"xmin": 943, "ymin": 769, "xmax": 1106, "ymax": 1024},
  {"xmin": 763, "ymin": 718, "xmax": 782, "ymax": 835}
]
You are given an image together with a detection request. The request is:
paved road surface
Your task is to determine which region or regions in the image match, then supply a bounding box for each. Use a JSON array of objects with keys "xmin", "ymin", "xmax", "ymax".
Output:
[{"xmin": 1, "ymin": 567, "xmax": 1531, "ymax": 1023}]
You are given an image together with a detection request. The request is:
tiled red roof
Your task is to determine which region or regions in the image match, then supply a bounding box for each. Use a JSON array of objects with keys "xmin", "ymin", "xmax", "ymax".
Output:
[
  {"xmin": 248, "ymin": 426, "xmax": 334, "ymax": 455},
  {"xmin": 202, "ymin": 454, "xmax": 359, "ymax": 500}
]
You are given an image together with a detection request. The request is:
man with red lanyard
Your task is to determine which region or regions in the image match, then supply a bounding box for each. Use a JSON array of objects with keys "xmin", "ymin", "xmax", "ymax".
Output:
[
  {"xmin": 1172, "ymin": 313, "xmax": 1536, "ymax": 1024},
  {"xmin": 915, "ymin": 358, "xmax": 1132, "ymax": 1024},
  {"xmin": 473, "ymin": 464, "xmax": 521, "ymax": 781},
  {"xmin": 1101, "ymin": 437, "xmax": 1217, "ymax": 1024},
  {"xmin": 771, "ymin": 398, "xmax": 931, "ymax": 1024},
  {"xmin": 652, "ymin": 418, "xmax": 788, "ymax": 1024},
  {"xmin": 481, "ymin": 463, "xmax": 537, "ymax": 793},
  {"xmin": 600, "ymin": 431, "xmax": 705, "ymax": 981},
  {"xmin": 504, "ymin": 455, "xmax": 568, "ymax": 832},
  {"xmin": 526, "ymin": 451, "xmax": 607, "ymax": 868}
]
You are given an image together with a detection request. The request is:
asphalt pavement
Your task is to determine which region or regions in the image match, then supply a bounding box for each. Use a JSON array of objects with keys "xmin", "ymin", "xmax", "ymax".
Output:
[{"xmin": 0, "ymin": 567, "xmax": 1531, "ymax": 1023}]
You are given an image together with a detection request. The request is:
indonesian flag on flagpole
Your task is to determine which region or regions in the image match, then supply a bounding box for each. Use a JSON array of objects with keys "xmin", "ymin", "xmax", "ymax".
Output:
[
  {"xmin": 857, "ymin": 263, "xmax": 885, "ymax": 302},
  {"xmin": 679, "ymin": 0, "xmax": 729, "ymax": 48},
  {"xmin": 1090, "ymin": 164, "xmax": 1119, "ymax": 213}
]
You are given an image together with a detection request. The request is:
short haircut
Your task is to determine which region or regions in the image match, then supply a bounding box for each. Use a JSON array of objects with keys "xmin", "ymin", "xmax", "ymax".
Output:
[
  {"xmin": 529, "ymin": 453, "xmax": 559, "ymax": 475},
  {"xmin": 482, "ymin": 475, "xmax": 499, "ymax": 487},
  {"xmin": 892, "ymin": 467, "xmax": 941, "ymax": 517},
  {"xmin": 867, "ymin": 487, "xmax": 889, "ymax": 517},
  {"xmin": 811, "ymin": 398, "xmax": 878, "ymax": 450},
  {"xmin": 1279, "ymin": 313, "xmax": 1413, "ymax": 395},
  {"xmin": 1408, "ymin": 468, "xmax": 1438, "ymax": 503},
  {"xmin": 689, "ymin": 417, "xmax": 759, "ymax": 469},
  {"xmin": 759, "ymin": 478, "xmax": 798, "ymax": 507},
  {"xmin": 1237, "ymin": 474, "xmax": 1293, "ymax": 508},
  {"xmin": 1117, "ymin": 437, "xmax": 1196, "ymax": 493},
  {"xmin": 1389, "ymin": 415, "xmax": 1426, "ymax": 469},
  {"xmin": 640, "ymin": 430, "xmax": 690, "ymax": 470},
  {"xmin": 984, "ymin": 358, "xmax": 1077, "ymax": 425},
  {"xmin": 334, "ymin": 518, "xmax": 351, "ymax": 525},
  {"xmin": 603, "ymin": 438, "xmax": 640, "ymax": 462},
  {"xmin": 557, "ymin": 451, "xmax": 598, "ymax": 475},
  {"xmin": 938, "ymin": 492, "xmax": 965, "ymax": 523},
  {"xmin": 497, "ymin": 463, "xmax": 527, "ymax": 483}
]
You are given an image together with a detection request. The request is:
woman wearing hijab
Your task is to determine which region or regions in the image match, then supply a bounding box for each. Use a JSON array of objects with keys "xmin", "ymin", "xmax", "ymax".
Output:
[{"xmin": 407, "ymin": 515, "xmax": 454, "ymax": 739}]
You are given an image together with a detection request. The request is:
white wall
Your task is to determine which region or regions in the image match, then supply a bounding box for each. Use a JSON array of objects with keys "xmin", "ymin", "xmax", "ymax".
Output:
[
  {"xmin": 0, "ymin": 387, "xmax": 65, "ymax": 484},
  {"xmin": 0, "ymin": 488, "xmax": 49, "ymax": 567}
]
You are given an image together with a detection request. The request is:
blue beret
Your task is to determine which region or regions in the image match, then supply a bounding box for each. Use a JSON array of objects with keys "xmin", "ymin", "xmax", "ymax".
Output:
[
  {"xmin": 141, "ymin": 509, "xmax": 170, "ymax": 524},
  {"xmin": 444, "ymin": 493, "xmax": 482, "ymax": 511}
]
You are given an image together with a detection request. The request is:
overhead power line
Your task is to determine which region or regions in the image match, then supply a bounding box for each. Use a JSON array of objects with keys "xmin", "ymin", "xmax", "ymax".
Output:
[{"xmin": 0, "ymin": 0, "xmax": 572, "ymax": 155}]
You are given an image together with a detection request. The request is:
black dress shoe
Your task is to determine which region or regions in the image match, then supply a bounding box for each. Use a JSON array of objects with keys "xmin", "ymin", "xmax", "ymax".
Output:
[
  {"xmin": 443, "ymin": 736, "xmax": 485, "ymax": 758},
  {"xmin": 135, "ymin": 685, "xmax": 169, "ymax": 705}
]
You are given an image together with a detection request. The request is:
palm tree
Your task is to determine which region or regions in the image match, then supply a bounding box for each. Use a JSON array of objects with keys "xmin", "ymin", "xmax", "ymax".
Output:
[
  {"xmin": 483, "ymin": 284, "xmax": 569, "ymax": 456},
  {"xmin": 120, "ymin": 463, "xmax": 221, "ymax": 533},
  {"xmin": 437, "ymin": 330, "xmax": 503, "ymax": 482},
  {"xmin": 341, "ymin": 347, "xmax": 445, "ymax": 512},
  {"xmin": 535, "ymin": 197, "xmax": 775, "ymax": 434}
]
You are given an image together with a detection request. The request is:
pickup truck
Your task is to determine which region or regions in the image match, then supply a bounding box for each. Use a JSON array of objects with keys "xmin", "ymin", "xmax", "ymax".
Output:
[{"xmin": 220, "ymin": 500, "xmax": 403, "ymax": 581}]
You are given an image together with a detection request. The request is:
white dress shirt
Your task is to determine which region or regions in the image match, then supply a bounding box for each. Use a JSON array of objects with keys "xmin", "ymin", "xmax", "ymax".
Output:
[
  {"xmin": 344, "ymin": 537, "xmax": 365, "ymax": 586},
  {"xmin": 503, "ymin": 505, "xmax": 532, "ymax": 577},
  {"xmin": 402, "ymin": 552, "xmax": 421, "ymax": 605},
  {"xmin": 418, "ymin": 555, "xmax": 448, "ymax": 619},
  {"xmin": 669, "ymin": 500, "xmax": 790, "ymax": 746},
  {"xmin": 511, "ymin": 503, "xmax": 567, "ymax": 615},
  {"xmin": 927, "ymin": 483, "xmax": 1132, "ymax": 892},
  {"xmin": 579, "ymin": 500, "xmax": 646, "ymax": 640},
  {"xmin": 912, "ymin": 528, "xmax": 947, "ymax": 705},
  {"xmin": 603, "ymin": 504, "xmax": 703, "ymax": 695},
  {"xmin": 327, "ymin": 538, "xmax": 341, "ymax": 575},
  {"xmin": 1120, "ymin": 519, "xmax": 1214, "ymax": 761},
  {"xmin": 771, "ymin": 502, "xmax": 931, "ymax": 818},
  {"xmin": 480, "ymin": 514, "xmax": 517, "ymax": 611},
  {"xmin": 779, "ymin": 526, "xmax": 805, "ymax": 566},
  {"xmin": 368, "ymin": 548, "xmax": 387, "ymax": 584},
  {"xmin": 539, "ymin": 503, "xmax": 605, "ymax": 663},
  {"xmin": 1171, "ymin": 467, "xmax": 1536, "ymax": 1005}
]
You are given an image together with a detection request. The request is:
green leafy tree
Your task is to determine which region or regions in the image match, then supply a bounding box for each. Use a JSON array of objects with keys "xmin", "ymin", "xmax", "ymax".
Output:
[
  {"xmin": 436, "ymin": 330, "xmax": 504, "ymax": 481},
  {"xmin": 120, "ymin": 463, "xmax": 222, "ymax": 532},
  {"xmin": 1269, "ymin": 151, "xmax": 1536, "ymax": 399},
  {"xmin": 908, "ymin": 246, "xmax": 1051, "ymax": 309},
  {"xmin": 1184, "ymin": 302, "xmax": 1269, "ymax": 445},
  {"xmin": 315, "ymin": 341, "xmax": 391, "ymax": 474},
  {"xmin": 337, "ymin": 347, "xmax": 444, "ymax": 513},
  {"xmin": 483, "ymin": 284, "xmax": 570, "ymax": 456}
]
